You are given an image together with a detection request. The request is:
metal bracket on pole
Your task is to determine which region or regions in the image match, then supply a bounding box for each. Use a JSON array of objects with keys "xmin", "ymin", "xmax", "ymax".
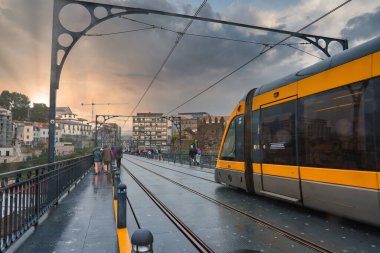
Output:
[
  {"xmin": 95, "ymin": 114, "xmax": 120, "ymax": 147},
  {"xmin": 94, "ymin": 114, "xmax": 132, "ymax": 147},
  {"xmin": 292, "ymin": 34, "xmax": 348, "ymax": 57}
]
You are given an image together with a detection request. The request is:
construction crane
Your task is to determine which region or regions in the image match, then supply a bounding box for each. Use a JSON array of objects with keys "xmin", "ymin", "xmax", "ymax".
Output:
[{"xmin": 81, "ymin": 101, "xmax": 128, "ymax": 120}]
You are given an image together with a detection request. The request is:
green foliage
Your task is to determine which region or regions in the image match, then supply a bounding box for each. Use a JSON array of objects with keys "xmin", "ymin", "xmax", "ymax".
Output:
[
  {"xmin": 0, "ymin": 90, "xmax": 30, "ymax": 120},
  {"xmin": 0, "ymin": 155, "xmax": 48, "ymax": 173},
  {"xmin": 0, "ymin": 147, "xmax": 93, "ymax": 173},
  {"xmin": 30, "ymin": 103, "xmax": 49, "ymax": 122},
  {"xmin": 0, "ymin": 90, "xmax": 12, "ymax": 109}
]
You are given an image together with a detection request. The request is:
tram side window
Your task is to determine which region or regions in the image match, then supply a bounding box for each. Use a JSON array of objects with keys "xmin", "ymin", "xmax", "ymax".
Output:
[
  {"xmin": 298, "ymin": 80, "xmax": 377, "ymax": 171},
  {"xmin": 261, "ymin": 101, "xmax": 296, "ymax": 165},
  {"xmin": 371, "ymin": 77, "xmax": 380, "ymax": 172},
  {"xmin": 220, "ymin": 116, "xmax": 245, "ymax": 161},
  {"xmin": 221, "ymin": 118, "xmax": 236, "ymax": 160}
]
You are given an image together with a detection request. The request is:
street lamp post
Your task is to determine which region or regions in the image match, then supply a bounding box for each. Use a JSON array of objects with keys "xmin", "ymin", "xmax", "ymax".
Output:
[{"xmin": 95, "ymin": 114, "xmax": 120, "ymax": 147}]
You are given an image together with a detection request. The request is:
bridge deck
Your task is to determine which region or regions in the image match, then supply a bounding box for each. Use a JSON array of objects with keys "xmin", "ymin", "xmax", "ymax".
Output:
[
  {"xmin": 10, "ymin": 155, "xmax": 380, "ymax": 253},
  {"xmin": 15, "ymin": 171, "xmax": 118, "ymax": 253},
  {"xmin": 121, "ymin": 155, "xmax": 380, "ymax": 253}
]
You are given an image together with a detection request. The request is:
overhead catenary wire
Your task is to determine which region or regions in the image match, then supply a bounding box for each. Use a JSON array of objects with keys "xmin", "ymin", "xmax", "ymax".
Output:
[
  {"xmin": 86, "ymin": 16, "xmax": 318, "ymax": 61},
  {"xmin": 286, "ymin": 44, "xmax": 325, "ymax": 60},
  {"xmin": 123, "ymin": 0, "xmax": 208, "ymax": 127},
  {"xmin": 88, "ymin": 15, "xmax": 320, "ymax": 66},
  {"xmin": 84, "ymin": 27, "xmax": 155, "ymax": 36},
  {"xmin": 164, "ymin": 0, "xmax": 352, "ymax": 115},
  {"xmin": 121, "ymin": 16, "xmax": 311, "ymax": 47}
]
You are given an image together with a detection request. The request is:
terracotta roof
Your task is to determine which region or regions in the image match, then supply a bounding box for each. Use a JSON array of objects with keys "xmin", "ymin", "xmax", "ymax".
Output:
[
  {"xmin": 13, "ymin": 120, "xmax": 33, "ymax": 125},
  {"xmin": 34, "ymin": 122, "xmax": 49, "ymax": 128}
]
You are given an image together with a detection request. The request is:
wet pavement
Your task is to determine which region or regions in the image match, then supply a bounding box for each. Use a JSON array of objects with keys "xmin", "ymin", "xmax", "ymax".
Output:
[
  {"xmin": 122, "ymin": 155, "xmax": 380, "ymax": 253},
  {"xmin": 11, "ymin": 155, "xmax": 380, "ymax": 253},
  {"xmin": 15, "ymin": 171, "xmax": 118, "ymax": 253}
]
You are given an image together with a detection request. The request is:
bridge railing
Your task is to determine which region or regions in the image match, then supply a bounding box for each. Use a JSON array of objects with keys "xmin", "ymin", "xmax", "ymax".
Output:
[
  {"xmin": 137, "ymin": 153, "xmax": 218, "ymax": 169},
  {"xmin": 0, "ymin": 155, "xmax": 93, "ymax": 252}
]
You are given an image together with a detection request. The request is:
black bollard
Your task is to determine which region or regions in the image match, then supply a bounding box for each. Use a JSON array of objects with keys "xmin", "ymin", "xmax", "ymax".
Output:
[
  {"xmin": 117, "ymin": 183, "xmax": 127, "ymax": 228},
  {"xmin": 131, "ymin": 229, "xmax": 154, "ymax": 253},
  {"xmin": 112, "ymin": 167, "xmax": 118, "ymax": 186},
  {"xmin": 113, "ymin": 171, "xmax": 120, "ymax": 200}
]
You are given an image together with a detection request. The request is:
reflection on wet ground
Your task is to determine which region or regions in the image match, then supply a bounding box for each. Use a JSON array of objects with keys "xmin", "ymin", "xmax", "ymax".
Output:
[{"xmin": 16, "ymin": 172, "xmax": 117, "ymax": 253}]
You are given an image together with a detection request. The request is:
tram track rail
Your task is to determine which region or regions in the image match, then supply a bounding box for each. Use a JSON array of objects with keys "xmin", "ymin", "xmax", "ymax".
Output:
[
  {"xmin": 122, "ymin": 164, "xmax": 214, "ymax": 253},
  {"xmin": 128, "ymin": 156, "xmax": 215, "ymax": 182},
  {"xmin": 125, "ymin": 156, "xmax": 333, "ymax": 253}
]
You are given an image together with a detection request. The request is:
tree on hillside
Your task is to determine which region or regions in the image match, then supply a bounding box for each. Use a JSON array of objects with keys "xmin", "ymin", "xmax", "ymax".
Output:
[
  {"xmin": 0, "ymin": 90, "xmax": 30, "ymax": 120},
  {"xmin": 0, "ymin": 90, "xmax": 12, "ymax": 109},
  {"xmin": 30, "ymin": 103, "xmax": 49, "ymax": 122}
]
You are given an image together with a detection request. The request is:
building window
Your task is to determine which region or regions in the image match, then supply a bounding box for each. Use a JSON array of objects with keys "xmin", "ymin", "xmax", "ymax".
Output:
[
  {"xmin": 27, "ymin": 128, "xmax": 29, "ymax": 132},
  {"xmin": 6, "ymin": 151, "xmax": 9, "ymax": 156}
]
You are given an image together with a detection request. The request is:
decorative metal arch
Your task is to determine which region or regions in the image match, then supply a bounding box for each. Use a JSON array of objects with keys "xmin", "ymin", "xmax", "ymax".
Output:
[
  {"xmin": 94, "ymin": 114, "xmax": 122, "ymax": 147},
  {"xmin": 48, "ymin": 0, "xmax": 348, "ymax": 162},
  {"xmin": 48, "ymin": 0, "xmax": 148, "ymax": 162}
]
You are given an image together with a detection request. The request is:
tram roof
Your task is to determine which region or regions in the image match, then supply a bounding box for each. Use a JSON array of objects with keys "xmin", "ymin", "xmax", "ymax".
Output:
[{"xmin": 241, "ymin": 35, "xmax": 380, "ymax": 101}]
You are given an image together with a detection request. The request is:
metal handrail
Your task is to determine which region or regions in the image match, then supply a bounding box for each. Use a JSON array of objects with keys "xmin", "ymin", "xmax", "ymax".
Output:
[
  {"xmin": 0, "ymin": 155, "xmax": 92, "ymax": 178},
  {"xmin": 0, "ymin": 155, "xmax": 93, "ymax": 252}
]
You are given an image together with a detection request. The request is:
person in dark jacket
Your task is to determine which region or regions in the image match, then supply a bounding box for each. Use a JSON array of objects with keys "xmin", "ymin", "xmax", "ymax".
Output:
[
  {"xmin": 93, "ymin": 148, "xmax": 102, "ymax": 175},
  {"xmin": 189, "ymin": 145, "xmax": 197, "ymax": 166},
  {"xmin": 102, "ymin": 145, "xmax": 112, "ymax": 173},
  {"xmin": 116, "ymin": 146, "xmax": 123, "ymax": 169}
]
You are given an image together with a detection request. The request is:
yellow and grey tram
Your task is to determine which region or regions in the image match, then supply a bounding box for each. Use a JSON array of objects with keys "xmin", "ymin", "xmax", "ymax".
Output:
[{"xmin": 215, "ymin": 36, "xmax": 380, "ymax": 226}]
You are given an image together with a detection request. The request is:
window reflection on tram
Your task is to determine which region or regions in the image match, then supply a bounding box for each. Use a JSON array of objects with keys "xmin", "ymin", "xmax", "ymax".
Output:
[
  {"xmin": 298, "ymin": 78, "xmax": 380, "ymax": 171},
  {"xmin": 221, "ymin": 116, "xmax": 244, "ymax": 161},
  {"xmin": 221, "ymin": 118, "xmax": 236, "ymax": 160},
  {"xmin": 261, "ymin": 101, "xmax": 296, "ymax": 166}
]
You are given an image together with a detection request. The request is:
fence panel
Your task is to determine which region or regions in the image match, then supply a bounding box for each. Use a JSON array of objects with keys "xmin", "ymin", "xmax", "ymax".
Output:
[{"xmin": 0, "ymin": 155, "xmax": 93, "ymax": 252}]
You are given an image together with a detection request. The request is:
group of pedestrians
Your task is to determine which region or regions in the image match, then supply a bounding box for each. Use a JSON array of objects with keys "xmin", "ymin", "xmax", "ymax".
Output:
[
  {"xmin": 189, "ymin": 145, "xmax": 202, "ymax": 166},
  {"xmin": 93, "ymin": 145, "xmax": 123, "ymax": 175}
]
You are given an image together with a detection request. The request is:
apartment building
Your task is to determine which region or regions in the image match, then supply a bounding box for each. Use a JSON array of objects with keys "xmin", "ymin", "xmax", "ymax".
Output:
[{"xmin": 132, "ymin": 113, "xmax": 168, "ymax": 151}]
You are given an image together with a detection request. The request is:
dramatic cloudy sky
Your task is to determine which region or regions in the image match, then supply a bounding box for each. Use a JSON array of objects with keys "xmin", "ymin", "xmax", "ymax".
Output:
[{"xmin": 1, "ymin": 0, "xmax": 380, "ymax": 133}]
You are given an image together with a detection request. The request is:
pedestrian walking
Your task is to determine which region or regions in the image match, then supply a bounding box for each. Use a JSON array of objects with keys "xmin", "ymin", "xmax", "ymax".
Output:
[
  {"xmin": 116, "ymin": 146, "xmax": 123, "ymax": 169},
  {"xmin": 189, "ymin": 145, "xmax": 197, "ymax": 166},
  {"xmin": 93, "ymin": 147, "xmax": 102, "ymax": 175},
  {"xmin": 102, "ymin": 145, "xmax": 112, "ymax": 173},
  {"xmin": 111, "ymin": 146, "xmax": 117, "ymax": 167},
  {"xmin": 158, "ymin": 149, "xmax": 162, "ymax": 160},
  {"xmin": 196, "ymin": 147, "xmax": 202, "ymax": 166}
]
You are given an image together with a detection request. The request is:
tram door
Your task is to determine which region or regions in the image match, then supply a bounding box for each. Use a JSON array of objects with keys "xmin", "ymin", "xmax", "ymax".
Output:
[{"xmin": 259, "ymin": 99, "xmax": 301, "ymax": 202}]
